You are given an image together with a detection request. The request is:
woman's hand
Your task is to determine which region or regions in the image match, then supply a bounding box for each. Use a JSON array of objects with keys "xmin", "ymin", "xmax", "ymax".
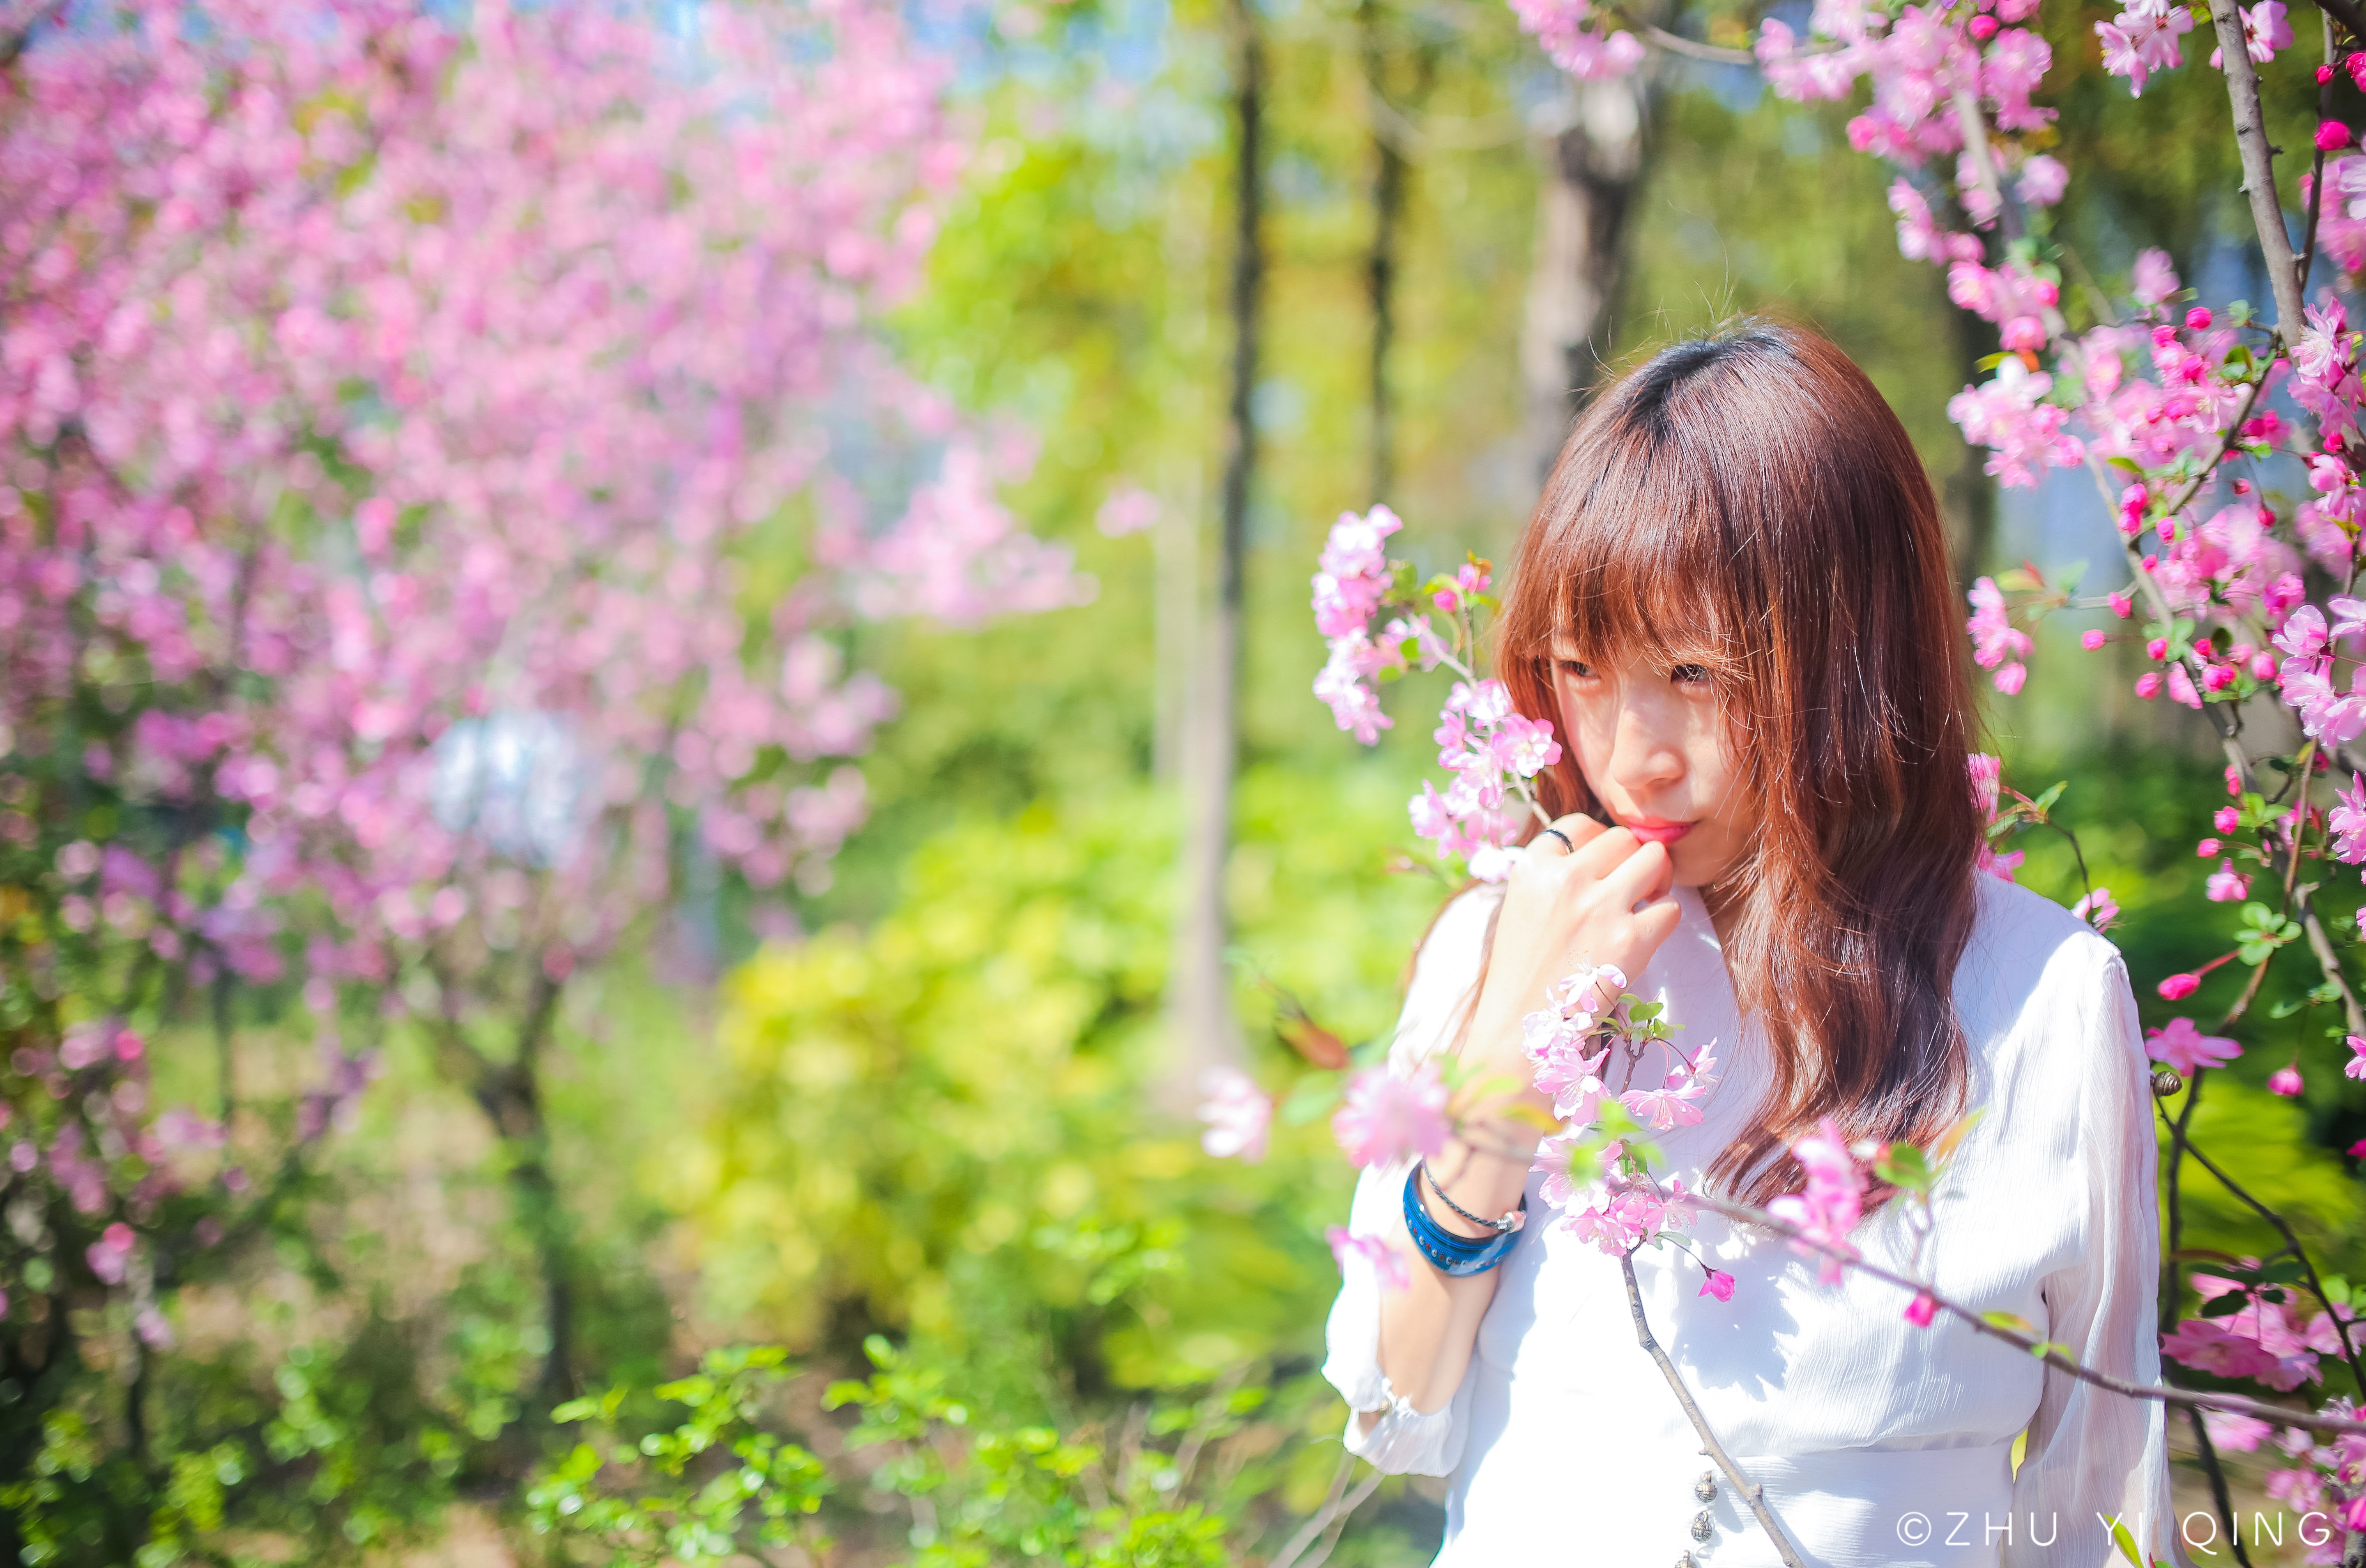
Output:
[
  {"xmin": 1367, "ymin": 814, "xmax": 1688, "ymax": 1412},
  {"xmin": 1467, "ymin": 813, "xmax": 1683, "ymax": 1083}
]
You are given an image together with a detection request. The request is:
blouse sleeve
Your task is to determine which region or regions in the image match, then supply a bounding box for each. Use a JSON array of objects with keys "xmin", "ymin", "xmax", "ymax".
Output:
[
  {"xmin": 2005, "ymin": 951, "xmax": 2186, "ymax": 1568},
  {"xmin": 1316, "ymin": 886, "xmax": 1498, "ymax": 1478}
]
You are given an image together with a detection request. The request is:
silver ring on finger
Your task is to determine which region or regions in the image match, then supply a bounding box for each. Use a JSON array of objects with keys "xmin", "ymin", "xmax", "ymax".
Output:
[{"xmin": 1539, "ymin": 827, "xmax": 1574, "ymax": 853}]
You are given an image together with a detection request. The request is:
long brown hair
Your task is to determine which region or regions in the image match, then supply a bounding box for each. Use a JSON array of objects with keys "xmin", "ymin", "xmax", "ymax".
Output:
[{"xmin": 1496, "ymin": 320, "xmax": 1982, "ymax": 1207}]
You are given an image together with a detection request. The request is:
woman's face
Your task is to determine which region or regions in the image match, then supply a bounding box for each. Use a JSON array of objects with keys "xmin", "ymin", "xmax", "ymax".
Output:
[{"xmin": 1549, "ymin": 639, "xmax": 1756, "ymax": 888}]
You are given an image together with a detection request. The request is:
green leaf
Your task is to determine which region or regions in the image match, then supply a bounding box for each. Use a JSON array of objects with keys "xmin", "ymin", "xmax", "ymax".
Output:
[
  {"xmin": 2027, "ymin": 781, "xmax": 2067, "ymax": 815},
  {"xmin": 1873, "ymin": 1143, "xmax": 1932, "ymax": 1193},
  {"xmin": 2110, "ymin": 1516, "xmax": 2142, "ymax": 1566}
]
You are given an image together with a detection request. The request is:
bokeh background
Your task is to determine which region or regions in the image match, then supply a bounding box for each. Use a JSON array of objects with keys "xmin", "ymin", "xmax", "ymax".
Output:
[{"xmin": 5, "ymin": 0, "xmax": 2362, "ymax": 1562}]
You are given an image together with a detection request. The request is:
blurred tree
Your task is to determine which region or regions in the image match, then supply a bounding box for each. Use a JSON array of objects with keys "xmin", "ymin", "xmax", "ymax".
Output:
[{"xmin": 0, "ymin": 0, "xmax": 1073, "ymax": 1556}]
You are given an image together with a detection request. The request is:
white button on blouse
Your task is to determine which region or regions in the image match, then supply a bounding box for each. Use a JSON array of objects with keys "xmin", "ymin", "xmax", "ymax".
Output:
[{"xmin": 1321, "ymin": 876, "xmax": 2182, "ymax": 1567}]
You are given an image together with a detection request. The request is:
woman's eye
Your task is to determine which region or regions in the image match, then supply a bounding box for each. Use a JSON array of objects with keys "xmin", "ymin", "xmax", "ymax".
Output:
[
  {"xmin": 1558, "ymin": 658, "xmax": 1595, "ymax": 679},
  {"xmin": 1669, "ymin": 663, "xmax": 1710, "ymax": 686}
]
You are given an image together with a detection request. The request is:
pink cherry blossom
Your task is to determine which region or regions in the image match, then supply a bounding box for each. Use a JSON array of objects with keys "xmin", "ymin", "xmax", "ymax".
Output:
[
  {"xmin": 2071, "ymin": 886, "xmax": 2120, "ymax": 931},
  {"xmin": 1490, "ymin": 714, "xmax": 1564, "ymax": 779},
  {"xmin": 1510, "ymin": 0, "xmax": 1646, "ymax": 78},
  {"xmin": 2331, "ymin": 776, "xmax": 2366, "ymax": 867},
  {"xmin": 2202, "ymin": 1411, "xmax": 2275, "ymax": 1453},
  {"xmin": 2206, "ymin": 861, "xmax": 2252, "ymax": 903},
  {"xmin": 1965, "ymin": 577, "xmax": 2034, "ymax": 691},
  {"xmin": 1197, "ymin": 1067, "xmax": 1273, "ymax": 1162},
  {"xmin": 2206, "ymin": 0, "xmax": 2292, "ymax": 65},
  {"xmin": 2096, "ymin": 0, "xmax": 2193, "ymax": 95},
  {"xmin": 1949, "ymin": 368, "xmax": 2083, "ymax": 489},
  {"xmin": 2345, "ymin": 1035, "xmax": 2366, "ymax": 1081},
  {"xmin": 1096, "ymin": 484, "xmax": 1161, "ymax": 538},
  {"xmin": 1699, "ymin": 1269, "xmax": 1736, "ymax": 1303},
  {"xmin": 1327, "ymin": 1226, "xmax": 1411, "ymax": 1292},
  {"xmin": 1618, "ymin": 1044, "xmax": 1720, "ymax": 1133},
  {"xmin": 2146, "ymin": 1017, "xmax": 2242, "ymax": 1073},
  {"xmin": 1332, "ymin": 1061, "xmax": 1451, "ymax": 1169},
  {"xmin": 2014, "ymin": 154, "xmax": 2069, "ymax": 208},
  {"xmin": 1767, "ymin": 1118, "xmax": 1865, "ymax": 1284},
  {"xmin": 1903, "ymin": 1290, "xmax": 1939, "ymax": 1327}
]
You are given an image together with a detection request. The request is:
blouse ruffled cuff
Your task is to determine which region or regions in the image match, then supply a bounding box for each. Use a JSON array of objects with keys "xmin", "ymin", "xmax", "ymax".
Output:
[{"xmin": 1319, "ymin": 1158, "xmax": 1471, "ymax": 1478}]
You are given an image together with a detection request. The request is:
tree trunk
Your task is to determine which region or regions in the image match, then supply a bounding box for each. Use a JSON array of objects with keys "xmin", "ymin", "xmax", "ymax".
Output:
[
  {"xmin": 1520, "ymin": 77, "xmax": 1649, "ymax": 488},
  {"xmin": 1360, "ymin": 0, "xmax": 1415, "ymax": 506},
  {"xmin": 435, "ymin": 967, "xmax": 575, "ymax": 1416},
  {"xmin": 1167, "ymin": 0, "xmax": 1263, "ymax": 1098}
]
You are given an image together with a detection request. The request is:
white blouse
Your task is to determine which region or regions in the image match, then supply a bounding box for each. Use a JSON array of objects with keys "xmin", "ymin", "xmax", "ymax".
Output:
[{"xmin": 1322, "ymin": 875, "xmax": 2181, "ymax": 1567}]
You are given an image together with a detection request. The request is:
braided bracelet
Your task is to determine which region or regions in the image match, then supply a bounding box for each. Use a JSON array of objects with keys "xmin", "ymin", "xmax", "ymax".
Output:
[
  {"xmin": 1401, "ymin": 1166, "xmax": 1527, "ymax": 1277},
  {"xmin": 1416, "ymin": 1158, "xmax": 1524, "ymax": 1234}
]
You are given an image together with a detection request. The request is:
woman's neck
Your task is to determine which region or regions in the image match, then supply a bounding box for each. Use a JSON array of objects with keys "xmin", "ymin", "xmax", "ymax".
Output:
[{"xmin": 1704, "ymin": 882, "xmax": 1743, "ymax": 947}]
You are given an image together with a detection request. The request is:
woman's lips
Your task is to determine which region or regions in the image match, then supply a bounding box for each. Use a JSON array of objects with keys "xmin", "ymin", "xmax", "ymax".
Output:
[{"xmin": 1623, "ymin": 819, "xmax": 1695, "ymax": 845}]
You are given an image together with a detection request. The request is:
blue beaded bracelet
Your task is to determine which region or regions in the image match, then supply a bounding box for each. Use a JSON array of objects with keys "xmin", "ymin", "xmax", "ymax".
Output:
[{"xmin": 1401, "ymin": 1166, "xmax": 1526, "ymax": 1277}]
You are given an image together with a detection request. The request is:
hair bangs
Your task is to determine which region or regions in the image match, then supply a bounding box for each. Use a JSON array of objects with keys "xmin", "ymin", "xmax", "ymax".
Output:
[{"xmin": 1506, "ymin": 422, "xmax": 1745, "ymax": 691}]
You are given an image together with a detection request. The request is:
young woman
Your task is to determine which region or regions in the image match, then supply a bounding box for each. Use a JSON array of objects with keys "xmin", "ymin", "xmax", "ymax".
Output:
[{"xmin": 1321, "ymin": 323, "xmax": 2176, "ymax": 1567}]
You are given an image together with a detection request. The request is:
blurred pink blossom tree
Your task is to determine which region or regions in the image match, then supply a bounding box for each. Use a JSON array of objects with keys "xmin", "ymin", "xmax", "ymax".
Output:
[{"xmin": 0, "ymin": 0, "xmax": 1078, "ymax": 1501}]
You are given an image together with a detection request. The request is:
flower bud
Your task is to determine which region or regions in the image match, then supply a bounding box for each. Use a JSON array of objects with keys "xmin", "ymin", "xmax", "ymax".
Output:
[
  {"xmin": 2081, "ymin": 629, "xmax": 2108, "ymax": 651},
  {"xmin": 2185, "ymin": 307, "xmax": 2212, "ymax": 332},
  {"xmin": 2136, "ymin": 672, "xmax": 2164, "ymax": 699},
  {"xmin": 2319, "ymin": 120, "xmax": 2354, "ymax": 152}
]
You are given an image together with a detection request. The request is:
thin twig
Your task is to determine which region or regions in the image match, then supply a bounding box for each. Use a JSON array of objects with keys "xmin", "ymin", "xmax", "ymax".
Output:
[
  {"xmin": 1702, "ymin": 1195, "xmax": 2366, "ymax": 1439},
  {"xmin": 1295, "ymin": 1470, "xmax": 1384, "ymax": 1568},
  {"xmin": 2185, "ymin": 1404, "xmax": 2258, "ymax": 1568},
  {"xmin": 1949, "ymin": 82, "xmax": 2019, "ymax": 246},
  {"xmin": 2175, "ymin": 1131, "xmax": 2366, "ymax": 1398},
  {"xmin": 1618, "ymin": 1253, "xmax": 1809, "ymax": 1568},
  {"xmin": 1268, "ymin": 1453, "xmax": 1356, "ymax": 1568}
]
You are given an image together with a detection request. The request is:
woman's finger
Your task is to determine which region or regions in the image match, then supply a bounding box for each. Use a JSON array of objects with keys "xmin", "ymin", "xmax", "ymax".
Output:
[
  {"xmin": 1568, "ymin": 824, "xmax": 1641, "ymax": 880},
  {"xmin": 1533, "ymin": 813, "xmax": 1605, "ymax": 857},
  {"xmin": 1597, "ymin": 838, "xmax": 1672, "ymax": 908}
]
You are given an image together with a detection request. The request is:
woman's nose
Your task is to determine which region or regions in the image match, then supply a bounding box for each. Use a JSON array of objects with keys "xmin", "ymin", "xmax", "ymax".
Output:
[{"xmin": 1609, "ymin": 699, "xmax": 1685, "ymax": 792}]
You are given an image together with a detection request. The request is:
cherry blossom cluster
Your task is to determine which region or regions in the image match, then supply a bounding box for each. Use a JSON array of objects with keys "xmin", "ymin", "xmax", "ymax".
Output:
[
  {"xmin": 1763, "ymin": 1120, "xmax": 1869, "ymax": 1287},
  {"xmin": 2164, "ymin": 1261, "xmax": 2355, "ymax": 1393},
  {"xmin": 1524, "ymin": 962, "xmax": 1720, "ymax": 1261},
  {"xmin": 1309, "ymin": 509, "xmax": 1557, "ymax": 882},
  {"xmin": 2, "ymin": 0, "xmax": 1070, "ymax": 1353},
  {"xmin": 2174, "ymin": 1262, "xmax": 2366, "ymax": 1536},
  {"xmin": 2206, "ymin": 1395, "xmax": 2366, "ymax": 1536}
]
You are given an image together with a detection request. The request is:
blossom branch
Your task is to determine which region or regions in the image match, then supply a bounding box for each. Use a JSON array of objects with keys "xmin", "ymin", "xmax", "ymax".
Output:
[
  {"xmin": 1949, "ymin": 83, "xmax": 2018, "ymax": 246},
  {"xmin": 2170, "ymin": 1120, "xmax": 2366, "ymax": 1396},
  {"xmin": 1618, "ymin": 1252, "xmax": 1809, "ymax": 1568},
  {"xmin": 2209, "ymin": 0, "xmax": 2310, "ymax": 338},
  {"xmin": 1703, "ymin": 1195, "xmax": 2366, "ymax": 1439},
  {"xmin": 1596, "ymin": 5, "xmax": 1758, "ymax": 65},
  {"xmin": 2092, "ymin": 439, "xmax": 2366, "ymax": 1044}
]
